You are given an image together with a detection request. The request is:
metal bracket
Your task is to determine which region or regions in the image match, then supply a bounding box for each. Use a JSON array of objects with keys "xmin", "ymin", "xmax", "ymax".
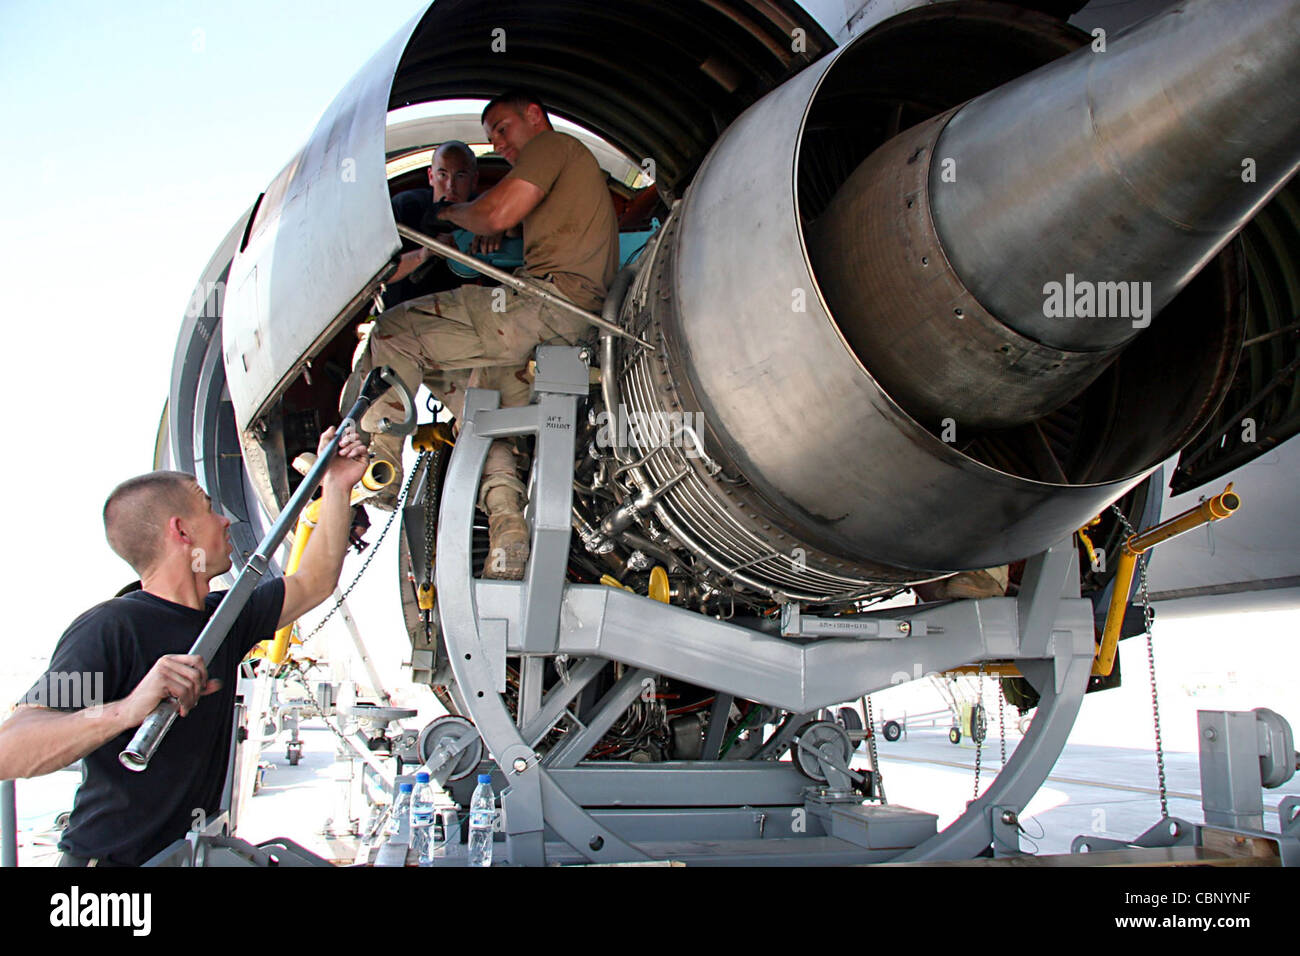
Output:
[
  {"xmin": 374, "ymin": 366, "xmax": 417, "ymax": 436},
  {"xmin": 780, "ymin": 603, "xmax": 930, "ymax": 639},
  {"xmin": 991, "ymin": 806, "xmax": 1025, "ymax": 857},
  {"xmin": 149, "ymin": 832, "xmax": 333, "ymax": 867},
  {"xmin": 434, "ymin": 345, "xmax": 1098, "ymax": 866},
  {"xmin": 436, "ymin": 348, "xmax": 650, "ymax": 865},
  {"xmin": 1279, "ymin": 796, "xmax": 1300, "ymax": 836},
  {"xmin": 1071, "ymin": 816, "xmax": 1200, "ymax": 854}
]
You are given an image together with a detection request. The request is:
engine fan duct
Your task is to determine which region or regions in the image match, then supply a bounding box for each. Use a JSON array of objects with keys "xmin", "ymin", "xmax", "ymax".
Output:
[{"xmin": 608, "ymin": 1, "xmax": 1257, "ymax": 598}]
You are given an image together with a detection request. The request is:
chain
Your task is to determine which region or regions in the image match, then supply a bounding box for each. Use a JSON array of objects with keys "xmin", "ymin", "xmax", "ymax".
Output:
[
  {"xmin": 1110, "ymin": 504, "xmax": 1169, "ymax": 818},
  {"xmin": 862, "ymin": 695, "xmax": 886, "ymax": 804},
  {"xmin": 423, "ymin": 448, "xmax": 439, "ymax": 641},
  {"xmin": 300, "ymin": 451, "xmax": 429, "ymax": 643},
  {"xmin": 972, "ymin": 662, "xmax": 985, "ymax": 800},
  {"xmin": 998, "ymin": 686, "xmax": 1006, "ymax": 767}
]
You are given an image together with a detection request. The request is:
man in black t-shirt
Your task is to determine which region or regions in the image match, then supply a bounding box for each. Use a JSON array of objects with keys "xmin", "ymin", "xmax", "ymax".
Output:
[{"xmin": 0, "ymin": 426, "xmax": 369, "ymax": 865}]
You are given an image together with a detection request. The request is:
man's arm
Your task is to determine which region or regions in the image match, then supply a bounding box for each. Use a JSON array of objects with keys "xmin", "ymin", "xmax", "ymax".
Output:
[
  {"xmin": 389, "ymin": 247, "xmax": 432, "ymax": 283},
  {"xmin": 442, "ymin": 177, "xmax": 544, "ymax": 236},
  {"xmin": 277, "ymin": 427, "xmax": 369, "ymax": 629},
  {"xmin": 0, "ymin": 654, "xmax": 219, "ymax": 779}
]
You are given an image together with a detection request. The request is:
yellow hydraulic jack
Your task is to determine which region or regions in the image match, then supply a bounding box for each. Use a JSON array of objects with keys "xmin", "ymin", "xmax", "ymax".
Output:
[
  {"xmin": 1092, "ymin": 483, "xmax": 1241, "ymax": 677},
  {"xmin": 412, "ymin": 421, "xmax": 455, "ymax": 452},
  {"xmin": 411, "ymin": 422, "xmax": 456, "ymax": 615},
  {"xmin": 263, "ymin": 458, "xmax": 398, "ymax": 665}
]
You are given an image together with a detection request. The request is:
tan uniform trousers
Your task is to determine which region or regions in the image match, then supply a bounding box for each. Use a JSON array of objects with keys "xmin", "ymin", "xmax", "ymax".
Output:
[{"xmin": 355, "ymin": 279, "xmax": 590, "ymax": 507}]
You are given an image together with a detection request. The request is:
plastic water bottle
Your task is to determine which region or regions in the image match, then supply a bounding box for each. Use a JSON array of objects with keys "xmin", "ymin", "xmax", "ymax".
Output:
[
  {"xmin": 386, "ymin": 782, "xmax": 413, "ymax": 843},
  {"xmin": 410, "ymin": 772, "xmax": 436, "ymax": 866},
  {"xmin": 467, "ymin": 773, "xmax": 495, "ymax": 867},
  {"xmin": 432, "ymin": 814, "xmax": 446, "ymax": 860},
  {"xmin": 435, "ymin": 808, "xmax": 459, "ymax": 860}
]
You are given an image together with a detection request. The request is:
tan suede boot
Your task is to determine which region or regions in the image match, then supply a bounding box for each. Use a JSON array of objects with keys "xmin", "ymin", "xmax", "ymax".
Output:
[{"xmin": 483, "ymin": 487, "xmax": 530, "ymax": 580}]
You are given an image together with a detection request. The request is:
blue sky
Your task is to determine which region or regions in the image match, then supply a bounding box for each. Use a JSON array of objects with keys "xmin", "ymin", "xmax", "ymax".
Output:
[{"xmin": 0, "ymin": 1, "xmax": 427, "ymax": 660}]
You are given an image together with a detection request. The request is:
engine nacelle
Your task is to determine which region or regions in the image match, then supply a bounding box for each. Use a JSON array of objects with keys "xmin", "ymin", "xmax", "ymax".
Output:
[{"xmin": 596, "ymin": 0, "xmax": 1296, "ymax": 602}]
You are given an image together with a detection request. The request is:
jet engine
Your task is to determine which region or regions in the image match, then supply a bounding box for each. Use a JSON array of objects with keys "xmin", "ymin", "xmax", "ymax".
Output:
[
  {"xmin": 161, "ymin": 0, "xmax": 1300, "ymax": 865},
  {"xmin": 571, "ymin": 0, "xmax": 1296, "ymax": 608}
]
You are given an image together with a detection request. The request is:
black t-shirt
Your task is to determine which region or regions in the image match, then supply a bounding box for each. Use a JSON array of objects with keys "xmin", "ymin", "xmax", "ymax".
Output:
[
  {"xmin": 386, "ymin": 188, "xmax": 464, "ymax": 306},
  {"xmin": 21, "ymin": 578, "xmax": 285, "ymax": 865}
]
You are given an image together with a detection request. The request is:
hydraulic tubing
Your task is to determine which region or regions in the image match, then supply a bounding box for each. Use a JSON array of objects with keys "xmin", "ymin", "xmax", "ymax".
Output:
[{"xmin": 599, "ymin": 266, "xmax": 639, "ymax": 466}]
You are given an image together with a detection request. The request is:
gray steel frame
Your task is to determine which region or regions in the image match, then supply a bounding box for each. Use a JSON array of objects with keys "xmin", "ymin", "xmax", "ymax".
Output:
[
  {"xmin": 1070, "ymin": 708, "xmax": 1300, "ymax": 866},
  {"xmin": 145, "ymin": 829, "xmax": 332, "ymax": 868},
  {"xmin": 432, "ymin": 347, "xmax": 1096, "ymax": 866},
  {"xmin": 1, "ymin": 779, "xmax": 15, "ymax": 868}
]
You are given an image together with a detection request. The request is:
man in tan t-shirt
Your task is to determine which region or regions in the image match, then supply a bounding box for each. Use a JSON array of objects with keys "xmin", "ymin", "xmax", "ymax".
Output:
[{"xmin": 349, "ymin": 90, "xmax": 619, "ymax": 579}]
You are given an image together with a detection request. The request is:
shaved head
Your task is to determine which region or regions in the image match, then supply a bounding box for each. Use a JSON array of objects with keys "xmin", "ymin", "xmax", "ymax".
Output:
[
  {"xmin": 433, "ymin": 140, "xmax": 477, "ymax": 169},
  {"xmin": 429, "ymin": 140, "xmax": 478, "ymax": 203},
  {"xmin": 103, "ymin": 471, "xmax": 203, "ymax": 575}
]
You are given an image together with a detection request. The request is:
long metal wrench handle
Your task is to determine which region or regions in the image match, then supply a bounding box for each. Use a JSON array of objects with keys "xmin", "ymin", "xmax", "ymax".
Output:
[
  {"xmin": 395, "ymin": 224, "xmax": 655, "ymax": 350},
  {"xmin": 118, "ymin": 366, "xmax": 413, "ymax": 771}
]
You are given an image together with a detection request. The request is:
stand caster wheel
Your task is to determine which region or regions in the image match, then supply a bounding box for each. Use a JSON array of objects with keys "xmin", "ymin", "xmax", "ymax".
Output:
[
  {"xmin": 792, "ymin": 721, "xmax": 855, "ymax": 783},
  {"xmin": 883, "ymin": 720, "xmax": 902, "ymax": 742},
  {"xmin": 949, "ymin": 727, "xmax": 962, "ymax": 745}
]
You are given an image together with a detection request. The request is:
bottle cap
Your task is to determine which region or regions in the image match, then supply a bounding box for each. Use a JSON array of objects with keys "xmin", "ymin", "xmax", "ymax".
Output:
[
  {"xmin": 399, "ymin": 782, "xmax": 413, "ymax": 792},
  {"xmin": 477, "ymin": 773, "xmax": 492, "ymax": 784},
  {"xmin": 416, "ymin": 772, "xmax": 430, "ymax": 783}
]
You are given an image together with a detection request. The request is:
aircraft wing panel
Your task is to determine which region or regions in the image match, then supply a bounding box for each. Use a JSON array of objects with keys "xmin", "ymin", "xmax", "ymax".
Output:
[{"xmin": 1148, "ymin": 437, "xmax": 1300, "ymax": 609}]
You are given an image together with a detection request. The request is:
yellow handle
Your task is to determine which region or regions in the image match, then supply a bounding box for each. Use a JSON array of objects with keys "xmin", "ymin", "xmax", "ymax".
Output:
[
  {"xmin": 412, "ymin": 421, "xmax": 456, "ymax": 453},
  {"xmin": 1093, "ymin": 484, "xmax": 1240, "ymax": 676}
]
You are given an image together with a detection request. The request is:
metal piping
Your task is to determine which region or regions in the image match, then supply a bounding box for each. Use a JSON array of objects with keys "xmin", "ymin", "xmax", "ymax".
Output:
[
  {"xmin": 598, "ymin": 265, "xmax": 639, "ymax": 466},
  {"xmin": 397, "ymin": 225, "xmax": 654, "ymax": 349},
  {"xmin": 361, "ymin": 459, "xmax": 395, "ymax": 492},
  {"xmin": 617, "ymin": 329, "xmax": 901, "ymax": 600},
  {"xmin": 1094, "ymin": 484, "xmax": 1241, "ymax": 676},
  {"xmin": 930, "ymin": 0, "xmax": 1300, "ymax": 352},
  {"xmin": 617, "ymin": 10, "xmax": 1252, "ymax": 581},
  {"xmin": 1, "ymin": 780, "xmax": 15, "ymax": 867}
]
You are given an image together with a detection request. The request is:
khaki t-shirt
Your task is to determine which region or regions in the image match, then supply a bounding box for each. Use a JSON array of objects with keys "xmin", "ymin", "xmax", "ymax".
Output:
[{"xmin": 503, "ymin": 130, "xmax": 619, "ymax": 312}]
